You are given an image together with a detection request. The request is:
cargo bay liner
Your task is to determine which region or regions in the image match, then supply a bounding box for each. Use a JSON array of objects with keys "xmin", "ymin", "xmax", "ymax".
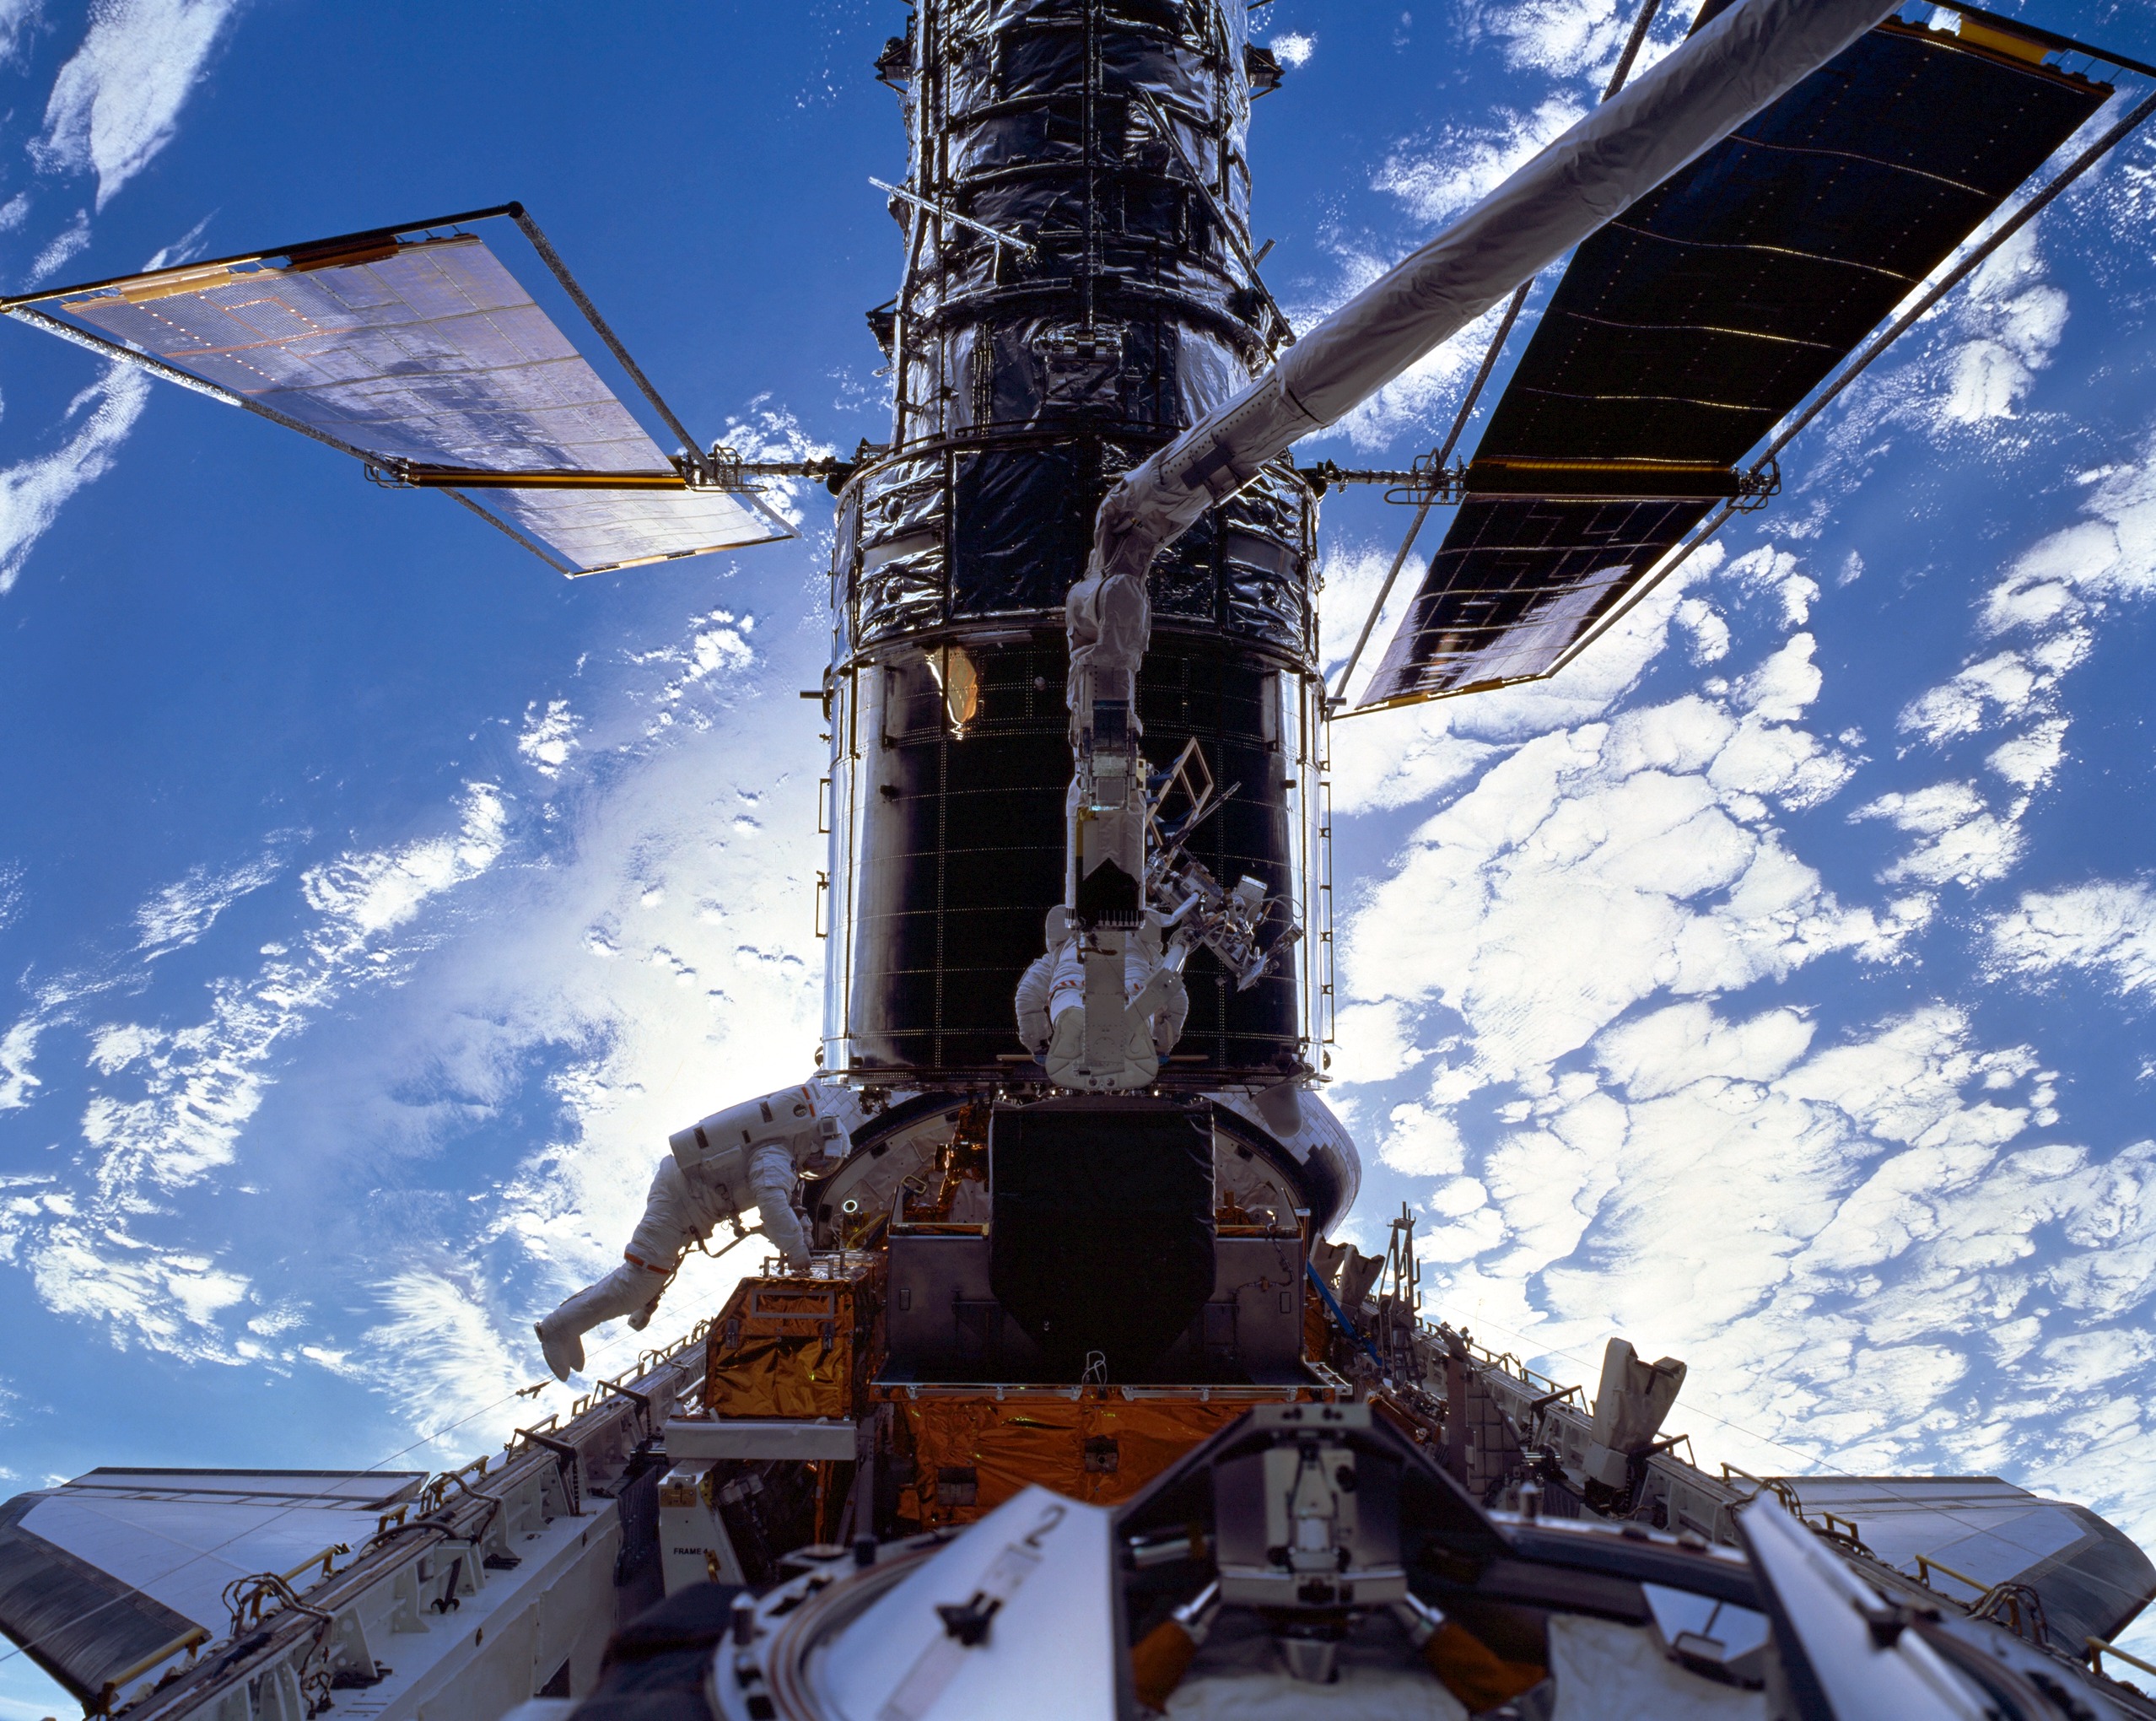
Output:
[{"xmin": 4, "ymin": 0, "xmax": 2156, "ymax": 1714}]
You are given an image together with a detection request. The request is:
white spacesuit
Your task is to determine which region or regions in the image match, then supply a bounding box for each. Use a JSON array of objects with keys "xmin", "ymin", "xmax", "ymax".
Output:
[
  {"xmin": 1014, "ymin": 912, "xmax": 1189, "ymax": 1090},
  {"xmin": 533, "ymin": 1079, "xmax": 865, "ymax": 1381}
]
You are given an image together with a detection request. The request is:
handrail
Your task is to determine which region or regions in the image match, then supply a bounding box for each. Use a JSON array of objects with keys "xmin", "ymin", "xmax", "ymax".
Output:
[
  {"xmin": 278, "ymin": 1543, "xmax": 350, "ymax": 1587},
  {"xmin": 1717, "ymin": 1465, "xmax": 1878, "ymax": 1554},
  {"xmin": 84, "ymin": 1314, "xmax": 720, "ymax": 1717},
  {"xmin": 1719, "ymin": 1462, "xmax": 1802, "ymax": 1513},
  {"xmin": 92, "ymin": 1628, "xmax": 208, "ymax": 1716},
  {"xmin": 1914, "ymin": 1551, "xmax": 1989, "ymax": 1598},
  {"xmin": 2089, "ymin": 1635, "xmax": 2156, "ymax": 1681}
]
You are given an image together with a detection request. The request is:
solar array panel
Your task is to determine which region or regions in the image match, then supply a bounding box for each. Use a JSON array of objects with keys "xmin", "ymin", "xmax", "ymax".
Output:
[
  {"xmin": 57, "ymin": 234, "xmax": 790, "ymax": 575},
  {"xmin": 1363, "ymin": 13, "xmax": 2110, "ymax": 707}
]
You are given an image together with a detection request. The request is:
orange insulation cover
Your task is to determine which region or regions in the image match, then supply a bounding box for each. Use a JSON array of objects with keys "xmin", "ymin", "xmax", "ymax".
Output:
[
  {"xmin": 895, "ymin": 1393, "xmax": 1244, "ymax": 1529},
  {"xmin": 703, "ymin": 1267, "xmax": 881, "ymax": 1420}
]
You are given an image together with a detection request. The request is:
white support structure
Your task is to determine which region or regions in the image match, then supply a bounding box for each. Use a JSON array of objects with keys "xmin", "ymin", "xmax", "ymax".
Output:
[
  {"xmin": 655, "ymin": 1464, "xmax": 746, "ymax": 1597},
  {"xmin": 661, "ymin": 1417, "xmax": 860, "ymax": 1464},
  {"xmin": 82, "ymin": 1341, "xmax": 710, "ymax": 1721}
]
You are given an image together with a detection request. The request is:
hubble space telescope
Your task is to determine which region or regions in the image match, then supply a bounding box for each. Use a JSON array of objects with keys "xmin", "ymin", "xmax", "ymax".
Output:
[{"xmin": 5, "ymin": 0, "xmax": 2156, "ymax": 1713}]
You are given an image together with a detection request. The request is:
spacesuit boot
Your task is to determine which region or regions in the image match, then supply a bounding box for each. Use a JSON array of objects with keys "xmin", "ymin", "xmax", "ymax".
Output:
[{"xmin": 534, "ymin": 1260, "xmax": 671, "ymax": 1382}]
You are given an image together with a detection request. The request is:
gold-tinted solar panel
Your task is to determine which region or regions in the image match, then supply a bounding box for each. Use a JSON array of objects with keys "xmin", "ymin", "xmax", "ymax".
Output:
[{"xmin": 52, "ymin": 231, "xmax": 790, "ymax": 575}]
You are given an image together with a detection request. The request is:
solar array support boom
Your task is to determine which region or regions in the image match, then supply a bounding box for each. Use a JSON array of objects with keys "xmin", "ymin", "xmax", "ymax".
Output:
[
  {"xmin": 0, "ymin": 202, "xmax": 524, "ymax": 313},
  {"xmin": 4, "ymin": 303, "xmax": 376, "ymax": 462},
  {"xmin": 504, "ymin": 206, "xmax": 709, "ymax": 476}
]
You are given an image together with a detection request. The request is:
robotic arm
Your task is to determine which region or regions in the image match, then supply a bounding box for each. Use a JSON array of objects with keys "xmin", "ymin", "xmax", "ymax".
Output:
[{"xmin": 1031, "ymin": 0, "xmax": 1895, "ymax": 1092}]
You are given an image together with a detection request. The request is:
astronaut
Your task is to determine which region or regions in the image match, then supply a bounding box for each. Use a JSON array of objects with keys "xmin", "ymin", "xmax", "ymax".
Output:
[
  {"xmin": 1015, "ymin": 909, "xmax": 1189, "ymax": 1089},
  {"xmin": 533, "ymin": 1079, "xmax": 865, "ymax": 1381}
]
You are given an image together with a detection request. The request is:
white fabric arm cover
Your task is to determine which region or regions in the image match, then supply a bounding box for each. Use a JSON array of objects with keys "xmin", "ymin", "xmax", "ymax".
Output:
[
  {"xmin": 1075, "ymin": 0, "xmax": 1897, "ymax": 623},
  {"xmin": 1015, "ymin": 948, "xmax": 1059, "ymax": 1052},
  {"xmin": 747, "ymin": 1141, "xmax": 811, "ymax": 1270}
]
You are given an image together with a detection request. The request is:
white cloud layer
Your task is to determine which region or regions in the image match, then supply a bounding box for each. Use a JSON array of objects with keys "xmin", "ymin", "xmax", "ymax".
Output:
[
  {"xmin": 134, "ymin": 848, "xmax": 286, "ymax": 958},
  {"xmin": 517, "ymin": 699, "xmax": 579, "ymax": 780},
  {"xmin": 1323, "ymin": 419, "xmax": 2156, "ymax": 1572},
  {"xmin": 1269, "ymin": 30, "xmax": 1313, "ymax": 68},
  {"xmin": 0, "ymin": 784, "xmax": 507, "ymax": 1362},
  {"xmin": 0, "ymin": 0, "xmax": 40, "ymax": 65},
  {"xmin": 34, "ymin": 0, "xmax": 242, "ymax": 209},
  {"xmin": 0, "ymin": 364, "xmax": 148, "ymax": 593},
  {"xmin": 1988, "ymin": 881, "xmax": 2156, "ymax": 999},
  {"xmin": 1375, "ymin": 98, "xmax": 1585, "ymax": 229},
  {"xmin": 0, "ymin": 591, "xmax": 823, "ymax": 1459}
]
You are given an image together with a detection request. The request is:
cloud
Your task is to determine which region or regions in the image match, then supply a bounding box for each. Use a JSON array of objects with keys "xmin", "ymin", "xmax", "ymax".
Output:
[
  {"xmin": 134, "ymin": 847, "xmax": 287, "ymax": 958},
  {"xmin": 1318, "ymin": 535, "xmax": 1425, "ymax": 680},
  {"xmin": 628, "ymin": 608, "xmax": 756, "ymax": 711},
  {"xmin": 297, "ymin": 784, "xmax": 505, "ymax": 942},
  {"xmin": 0, "ymin": 0, "xmax": 37, "ymax": 64},
  {"xmin": 33, "ymin": 0, "xmax": 244, "ymax": 210},
  {"xmin": 1404, "ymin": 991, "xmax": 2156, "ymax": 1496},
  {"xmin": 140, "ymin": 213, "xmax": 214, "ymax": 273},
  {"xmin": 1375, "ymin": 98, "xmax": 1585, "ymax": 228},
  {"xmin": 1899, "ymin": 648, "xmax": 2064, "ymax": 748},
  {"xmin": 1339, "ymin": 624, "xmax": 1891, "ymax": 1098},
  {"xmin": 1339, "ymin": 564, "xmax": 1856, "ymax": 855},
  {"xmin": 0, "ymin": 575, "xmax": 824, "ymax": 1420},
  {"xmin": 0, "ymin": 1018, "xmax": 41, "ymax": 1111},
  {"xmin": 1987, "ymin": 881, "xmax": 2156, "ymax": 1000},
  {"xmin": 518, "ymin": 699, "xmax": 579, "ymax": 779},
  {"xmin": 1928, "ymin": 229, "xmax": 2069, "ymax": 429},
  {"xmin": 1851, "ymin": 780, "xmax": 2026, "ymax": 890},
  {"xmin": 0, "ymin": 363, "xmax": 152, "ymax": 595},
  {"xmin": 1813, "ymin": 228, "xmax": 2070, "ymax": 459},
  {"xmin": 24, "ymin": 207, "xmax": 89, "ymax": 283},
  {"xmin": 709, "ymin": 402, "xmax": 833, "ymax": 530},
  {"xmin": 1865, "ymin": 429, "xmax": 2156, "ymax": 896},
  {"xmin": 1487, "ymin": 0, "xmax": 1635, "ymax": 81},
  {"xmin": 353, "ymin": 1268, "xmax": 552, "ymax": 1459},
  {"xmin": 1312, "ymin": 515, "xmax": 2156, "ymax": 1512},
  {"xmin": 1269, "ymin": 30, "xmax": 1314, "ymax": 68},
  {"xmin": 321, "ymin": 628, "xmax": 826, "ymax": 1434},
  {"xmin": 1722, "ymin": 546, "xmax": 1819, "ymax": 629},
  {"xmin": 0, "ymin": 784, "xmax": 507, "ymax": 1359},
  {"xmin": 1979, "ymin": 440, "xmax": 2156, "ymax": 638},
  {"xmin": 1313, "ymin": 328, "xmax": 2156, "ymax": 1567},
  {"xmin": 1480, "ymin": 0, "xmax": 1690, "ymax": 85},
  {"xmin": 1985, "ymin": 719, "xmax": 2067, "ymax": 793}
]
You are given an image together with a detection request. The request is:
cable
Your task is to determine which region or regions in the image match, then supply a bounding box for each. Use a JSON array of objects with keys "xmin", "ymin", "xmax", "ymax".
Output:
[{"xmin": 1306, "ymin": 1259, "xmax": 1387, "ymax": 1371}]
